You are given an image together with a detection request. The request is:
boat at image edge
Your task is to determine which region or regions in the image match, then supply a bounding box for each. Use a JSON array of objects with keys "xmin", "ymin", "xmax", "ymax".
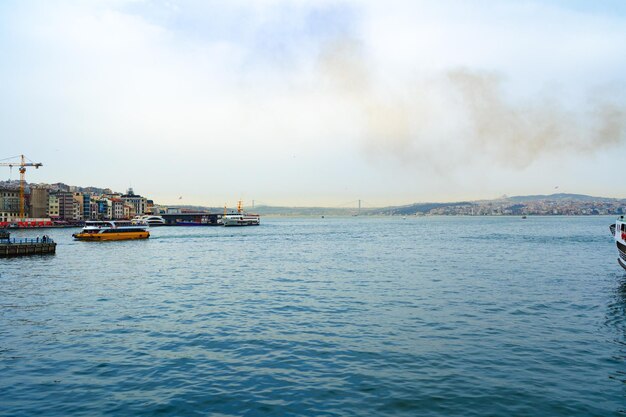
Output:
[
  {"xmin": 610, "ymin": 215, "xmax": 626, "ymax": 270},
  {"xmin": 223, "ymin": 201, "xmax": 260, "ymax": 227},
  {"xmin": 73, "ymin": 221, "xmax": 150, "ymax": 241}
]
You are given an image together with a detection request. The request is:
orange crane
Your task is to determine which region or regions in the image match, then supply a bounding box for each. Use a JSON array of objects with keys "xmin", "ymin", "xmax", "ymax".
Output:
[{"xmin": 0, "ymin": 155, "xmax": 43, "ymax": 219}]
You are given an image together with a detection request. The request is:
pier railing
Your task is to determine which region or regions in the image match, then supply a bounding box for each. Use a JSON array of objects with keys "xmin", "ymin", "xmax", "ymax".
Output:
[{"xmin": 1, "ymin": 237, "xmax": 55, "ymax": 245}]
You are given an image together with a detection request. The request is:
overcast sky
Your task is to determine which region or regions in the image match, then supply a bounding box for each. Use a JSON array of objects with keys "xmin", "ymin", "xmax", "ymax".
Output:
[{"xmin": 1, "ymin": 0, "xmax": 625, "ymax": 207}]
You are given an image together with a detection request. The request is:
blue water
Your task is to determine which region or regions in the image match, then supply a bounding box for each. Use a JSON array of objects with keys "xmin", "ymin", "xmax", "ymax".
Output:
[{"xmin": 1, "ymin": 216, "xmax": 624, "ymax": 416}]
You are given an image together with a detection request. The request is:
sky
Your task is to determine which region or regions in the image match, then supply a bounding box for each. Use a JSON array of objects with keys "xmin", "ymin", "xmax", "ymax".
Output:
[{"xmin": 1, "ymin": 0, "xmax": 625, "ymax": 207}]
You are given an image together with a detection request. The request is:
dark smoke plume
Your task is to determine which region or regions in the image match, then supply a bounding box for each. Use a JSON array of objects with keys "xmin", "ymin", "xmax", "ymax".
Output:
[{"xmin": 318, "ymin": 38, "xmax": 626, "ymax": 170}]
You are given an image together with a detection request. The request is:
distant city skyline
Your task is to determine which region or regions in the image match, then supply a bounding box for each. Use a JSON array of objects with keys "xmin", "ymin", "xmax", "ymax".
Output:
[{"xmin": 2, "ymin": 0, "xmax": 625, "ymax": 206}]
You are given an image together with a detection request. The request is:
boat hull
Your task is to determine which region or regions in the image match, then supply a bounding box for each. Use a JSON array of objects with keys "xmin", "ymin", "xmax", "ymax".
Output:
[
  {"xmin": 612, "ymin": 219, "xmax": 626, "ymax": 270},
  {"xmin": 73, "ymin": 231, "xmax": 150, "ymax": 241},
  {"xmin": 617, "ymin": 241, "xmax": 626, "ymax": 271},
  {"xmin": 619, "ymin": 257, "xmax": 626, "ymax": 271},
  {"xmin": 223, "ymin": 220, "xmax": 260, "ymax": 227}
]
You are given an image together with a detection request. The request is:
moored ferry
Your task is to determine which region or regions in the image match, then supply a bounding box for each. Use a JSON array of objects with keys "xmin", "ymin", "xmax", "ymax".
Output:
[
  {"xmin": 223, "ymin": 213, "xmax": 261, "ymax": 227},
  {"xmin": 610, "ymin": 215, "xmax": 626, "ymax": 270},
  {"xmin": 223, "ymin": 201, "xmax": 260, "ymax": 227},
  {"xmin": 131, "ymin": 215, "xmax": 166, "ymax": 226},
  {"xmin": 73, "ymin": 221, "xmax": 150, "ymax": 241}
]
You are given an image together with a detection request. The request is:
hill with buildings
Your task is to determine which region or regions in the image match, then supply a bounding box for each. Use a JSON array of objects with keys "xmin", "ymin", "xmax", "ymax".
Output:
[
  {"xmin": 365, "ymin": 194, "xmax": 625, "ymax": 216},
  {"xmin": 2, "ymin": 179, "xmax": 625, "ymax": 224},
  {"xmin": 241, "ymin": 194, "xmax": 626, "ymax": 216},
  {"xmin": 0, "ymin": 181, "xmax": 150, "ymax": 224},
  {"xmin": 506, "ymin": 193, "xmax": 617, "ymax": 203},
  {"xmin": 0, "ymin": 180, "xmax": 113, "ymax": 195}
]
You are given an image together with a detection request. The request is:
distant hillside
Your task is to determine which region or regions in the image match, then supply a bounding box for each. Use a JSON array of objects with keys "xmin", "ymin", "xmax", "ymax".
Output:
[
  {"xmin": 251, "ymin": 206, "xmax": 359, "ymax": 216},
  {"xmin": 166, "ymin": 192, "xmax": 624, "ymax": 216},
  {"xmin": 507, "ymin": 193, "xmax": 620, "ymax": 202},
  {"xmin": 367, "ymin": 202, "xmax": 474, "ymax": 216}
]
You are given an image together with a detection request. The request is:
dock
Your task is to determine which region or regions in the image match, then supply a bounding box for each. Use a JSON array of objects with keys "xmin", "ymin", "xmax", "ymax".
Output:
[{"xmin": 0, "ymin": 234, "xmax": 56, "ymax": 257}]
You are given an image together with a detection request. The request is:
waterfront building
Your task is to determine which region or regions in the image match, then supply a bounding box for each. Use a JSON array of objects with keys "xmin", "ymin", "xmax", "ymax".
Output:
[
  {"xmin": 123, "ymin": 202, "xmax": 136, "ymax": 219},
  {"xmin": 73, "ymin": 202, "xmax": 81, "ymax": 220},
  {"xmin": 30, "ymin": 186, "xmax": 49, "ymax": 218},
  {"xmin": 146, "ymin": 199, "xmax": 154, "ymax": 214},
  {"xmin": 0, "ymin": 188, "xmax": 19, "ymax": 222},
  {"xmin": 98, "ymin": 198, "xmax": 112, "ymax": 219},
  {"xmin": 90, "ymin": 197, "xmax": 112, "ymax": 220},
  {"xmin": 89, "ymin": 201, "xmax": 99, "ymax": 219},
  {"xmin": 83, "ymin": 193, "xmax": 91, "ymax": 220},
  {"xmin": 111, "ymin": 198, "xmax": 125, "ymax": 219},
  {"xmin": 48, "ymin": 194, "xmax": 59, "ymax": 219},
  {"xmin": 121, "ymin": 188, "xmax": 147, "ymax": 216},
  {"xmin": 55, "ymin": 192, "xmax": 75, "ymax": 221},
  {"xmin": 93, "ymin": 198, "xmax": 108, "ymax": 219},
  {"xmin": 73, "ymin": 193, "xmax": 84, "ymax": 221}
]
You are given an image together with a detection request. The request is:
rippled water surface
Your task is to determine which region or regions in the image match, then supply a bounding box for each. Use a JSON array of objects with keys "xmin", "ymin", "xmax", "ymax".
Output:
[{"xmin": 1, "ymin": 216, "xmax": 625, "ymax": 416}]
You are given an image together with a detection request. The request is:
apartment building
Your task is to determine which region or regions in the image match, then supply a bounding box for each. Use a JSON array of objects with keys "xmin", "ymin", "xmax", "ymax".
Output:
[
  {"xmin": 30, "ymin": 186, "xmax": 49, "ymax": 218},
  {"xmin": 0, "ymin": 188, "xmax": 19, "ymax": 222},
  {"xmin": 48, "ymin": 194, "xmax": 59, "ymax": 218},
  {"xmin": 121, "ymin": 188, "xmax": 147, "ymax": 216}
]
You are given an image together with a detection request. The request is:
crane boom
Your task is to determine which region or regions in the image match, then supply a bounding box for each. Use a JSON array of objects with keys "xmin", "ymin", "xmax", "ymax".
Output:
[{"xmin": 0, "ymin": 155, "xmax": 43, "ymax": 218}]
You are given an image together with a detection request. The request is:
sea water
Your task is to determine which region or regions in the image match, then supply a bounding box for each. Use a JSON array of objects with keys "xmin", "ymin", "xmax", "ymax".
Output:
[{"xmin": 1, "ymin": 216, "xmax": 624, "ymax": 416}]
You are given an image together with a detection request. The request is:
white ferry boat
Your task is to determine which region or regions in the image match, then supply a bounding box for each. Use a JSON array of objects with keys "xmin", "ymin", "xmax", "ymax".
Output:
[
  {"xmin": 223, "ymin": 201, "xmax": 260, "ymax": 227},
  {"xmin": 610, "ymin": 215, "xmax": 626, "ymax": 270},
  {"xmin": 73, "ymin": 221, "xmax": 149, "ymax": 241},
  {"xmin": 131, "ymin": 215, "xmax": 166, "ymax": 226}
]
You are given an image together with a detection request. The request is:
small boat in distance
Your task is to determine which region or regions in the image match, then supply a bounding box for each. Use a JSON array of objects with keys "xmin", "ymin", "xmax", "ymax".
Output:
[
  {"xmin": 223, "ymin": 201, "xmax": 260, "ymax": 227},
  {"xmin": 610, "ymin": 215, "xmax": 626, "ymax": 270},
  {"xmin": 131, "ymin": 215, "xmax": 166, "ymax": 226},
  {"xmin": 73, "ymin": 221, "xmax": 150, "ymax": 241}
]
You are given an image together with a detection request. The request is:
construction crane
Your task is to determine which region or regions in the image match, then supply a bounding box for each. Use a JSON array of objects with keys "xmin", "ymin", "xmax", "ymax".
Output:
[{"xmin": 0, "ymin": 155, "xmax": 43, "ymax": 219}]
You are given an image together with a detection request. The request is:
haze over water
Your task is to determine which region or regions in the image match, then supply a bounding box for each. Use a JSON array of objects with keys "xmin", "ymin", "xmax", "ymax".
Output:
[
  {"xmin": 2, "ymin": 1, "xmax": 626, "ymax": 204},
  {"xmin": 1, "ymin": 216, "xmax": 624, "ymax": 416}
]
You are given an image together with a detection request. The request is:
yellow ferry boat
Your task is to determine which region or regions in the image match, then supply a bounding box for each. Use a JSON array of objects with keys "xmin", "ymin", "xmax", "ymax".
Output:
[{"xmin": 72, "ymin": 221, "xmax": 149, "ymax": 241}]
